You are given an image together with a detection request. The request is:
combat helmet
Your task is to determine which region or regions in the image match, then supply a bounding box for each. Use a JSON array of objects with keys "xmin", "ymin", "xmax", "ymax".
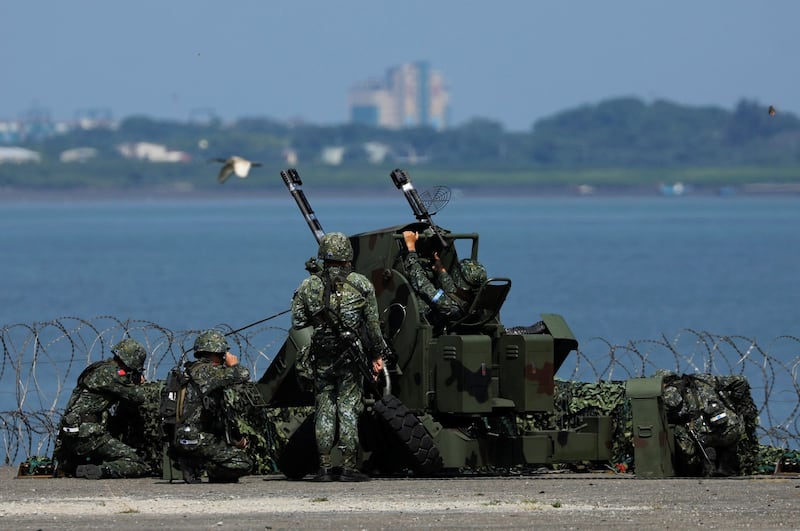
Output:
[
  {"xmin": 454, "ymin": 259, "xmax": 488, "ymax": 291},
  {"xmin": 193, "ymin": 329, "xmax": 229, "ymax": 358},
  {"xmin": 317, "ymin": 232, "xmax": 353, "ymax": 262},
  {"xmin": 111, "ymin": 339, "xmax": 147, "ymax": 371}
]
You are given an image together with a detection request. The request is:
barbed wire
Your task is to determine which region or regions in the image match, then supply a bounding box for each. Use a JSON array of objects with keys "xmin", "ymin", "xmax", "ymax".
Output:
[
  {"xmin": 565, "ymin": 330, "xmax": 800, "ymax": 449},
  {"xmin": 1, "ymin": 317, "xmax": 798, "ymax": 465}
]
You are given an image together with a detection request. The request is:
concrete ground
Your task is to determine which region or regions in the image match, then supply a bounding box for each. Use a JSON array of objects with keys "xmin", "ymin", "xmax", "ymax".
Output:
[{"xmin": 1, "ymin": 467, "xmax": 798, "ymax": 530}]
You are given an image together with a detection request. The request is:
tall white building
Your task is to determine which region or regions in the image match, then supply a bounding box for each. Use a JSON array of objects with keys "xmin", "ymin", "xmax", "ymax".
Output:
[{"xmin": 348, "ymin": 62, "xmax": 450, "ymax": 130}]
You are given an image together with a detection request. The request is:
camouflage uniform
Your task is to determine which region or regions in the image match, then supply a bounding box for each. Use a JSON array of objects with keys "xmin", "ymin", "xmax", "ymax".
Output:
[
  {"xmin": 403, "ymin": 250, "xmax": 464, "ymax": 326},
  {"xmin": 292, "ymin": 232, "xmax": 388, "ymax": 479},
  {"xmin": 662, "ymin": 373, "xmax": 750, "ymax": 476},
  {"xmin": 403, "ymin": 252, "xmax": 488, "ymax": 330},
  {"xmin": 54, "ymin": 340, "xmax": 151, "ymax": 479},
  {"xmin": 170, "ymin": 331, "xmax": 253, "ymax": 483}
]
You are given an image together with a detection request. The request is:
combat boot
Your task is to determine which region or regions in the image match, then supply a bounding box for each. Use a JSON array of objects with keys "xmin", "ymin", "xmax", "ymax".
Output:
[
  {"xmin": 313, "ymin": 467, "xmax": 335, "ymax": 482},
  {"xmin": 179, "ymin": 460, "xmax": 203, "ymax": 484},
  {"xmin": 208, "ymin": 475, "xmax": 240, "ymax": 483},
  {"xmin": 75, "ymin": 464, "xmax": 105, "ymax": 480},
  {"xmin": 339, "ymin": 468, "xmax": 370, "ymax": 482}
]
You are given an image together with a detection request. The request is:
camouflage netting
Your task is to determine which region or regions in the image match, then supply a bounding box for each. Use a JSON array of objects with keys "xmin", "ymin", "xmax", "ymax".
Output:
[
  {"xmin": 519, "ymin": 379, "xmax": 632, "ymax": 470},
  {"xmin": 264, "ymin": 405, "xmax": 316, "ymax": 450},
  {"xmin": 518, "ymin": 372, "xmax": 764, "ymax": 476},
  {"xmin": 223, "ymin": 383, "xmax": 280, "ymax": 475}
]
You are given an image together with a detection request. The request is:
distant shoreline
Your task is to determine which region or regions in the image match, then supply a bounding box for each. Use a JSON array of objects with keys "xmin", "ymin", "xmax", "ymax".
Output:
[
  {"xmin": 2, "ymin": 183, "xmax": 799, "ymax": 202},
  {"xmin": 0, "ymin": 183, "xmax": 800, "ymax": 202}
]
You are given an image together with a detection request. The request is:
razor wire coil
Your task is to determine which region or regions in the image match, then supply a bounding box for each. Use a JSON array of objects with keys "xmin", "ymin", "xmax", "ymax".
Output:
[{"xmin": 1, "ymin": 317, "xmax": 798, "ymax": 465}]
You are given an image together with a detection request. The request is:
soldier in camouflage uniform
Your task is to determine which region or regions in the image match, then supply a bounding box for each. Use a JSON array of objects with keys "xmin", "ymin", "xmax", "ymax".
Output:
[
  {"xmin": 402, "ymin": 230, "xmax": 488, "ymax": 330},
  {"xmin": 54, "ymin": 339, "xmax": 151, "ymax": 479},
  {"xmin": 169, "ymin": 330, "xmax": 253, "ymax": 483},
  {"xmin": 662, "ymin": 373, "xmax": 749, "ymax": 476},
  {"xmin": 292, "ymin": 232, "xmax": 388, "ymax": 482}
]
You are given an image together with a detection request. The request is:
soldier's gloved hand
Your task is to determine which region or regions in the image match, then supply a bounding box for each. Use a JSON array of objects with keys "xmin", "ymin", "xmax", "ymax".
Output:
[{"xmin": 233, "ymin": 437, "xmax": 248, "ymax": 449}]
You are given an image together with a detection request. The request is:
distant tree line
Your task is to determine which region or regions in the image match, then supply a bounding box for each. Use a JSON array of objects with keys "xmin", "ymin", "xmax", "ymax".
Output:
[{"xmin": 2, "ymin": 97, "xmax": 799, "ymax": 189}]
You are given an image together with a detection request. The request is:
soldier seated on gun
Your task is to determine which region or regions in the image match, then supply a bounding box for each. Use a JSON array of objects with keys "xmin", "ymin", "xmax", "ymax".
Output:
[
  {"xmin": 402, "ymin": 230, "xmax": 488, "ymax": 329},
  {"xmin": 54, "ymin": 339, "xmax": 152, "ymax": 479},
  {"xmin": 170, "ymin": 330, "xmax": 253, "ymax": 484}
]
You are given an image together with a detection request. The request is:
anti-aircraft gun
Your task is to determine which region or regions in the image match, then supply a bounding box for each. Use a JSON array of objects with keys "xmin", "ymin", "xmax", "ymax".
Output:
[{"xmin": 255, "ymin": 168, "xmax": 616, "ymax": 479}]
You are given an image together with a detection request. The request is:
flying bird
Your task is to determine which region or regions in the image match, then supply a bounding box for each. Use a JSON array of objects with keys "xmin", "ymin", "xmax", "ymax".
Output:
[
  {"xmin": 211, "ymin": 156, "xmax": 263, "ymax": 184},
  {"xmin": 768, "ymin": 105, "xmax": 777, "ymax": 116}
]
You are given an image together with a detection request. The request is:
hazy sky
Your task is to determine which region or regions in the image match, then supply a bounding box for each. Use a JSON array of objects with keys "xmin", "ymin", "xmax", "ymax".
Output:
[{"xmin": 2, "ymin": 1, "xmax": 797, "ymax": 131}]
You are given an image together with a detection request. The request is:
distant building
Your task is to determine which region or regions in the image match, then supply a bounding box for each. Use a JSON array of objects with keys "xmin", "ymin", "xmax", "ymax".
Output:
[
  {"xmin": 0, "ymin": 121, "xmax": 22, "ymax": 144},
  {"xmin": 348, "ymin": 62, "xmax": 450, "ymax": 130},
  {"xmin": 60, "ymin": 147, "xmax": 99, "ymax": 163},
  {"xmin": 117, "ymin": 142, "xmax": 191, "ymax": 163},
  {"xmin": 0, "ymin": 147, "xmax": 41, "ymax": 164},
  {"xmin": 0, "ymin": 107, "xmax": 117, "ymax": 146},
  {"xmin": 321, "ymin": 146, "xmax": 346, "ymax": 166},
  {"xmin": 74, "ymin": 108, "xmax": 117, "ymax": 131}
]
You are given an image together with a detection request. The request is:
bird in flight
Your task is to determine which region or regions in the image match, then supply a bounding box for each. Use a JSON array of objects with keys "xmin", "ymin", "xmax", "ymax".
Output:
[
  {"xmin": 768, "ymin": 105, "xmax": 777, "ymax": 116},
  {"xmin": 211, "ymin": 156, "xmax": 263, "ymax": 183}
]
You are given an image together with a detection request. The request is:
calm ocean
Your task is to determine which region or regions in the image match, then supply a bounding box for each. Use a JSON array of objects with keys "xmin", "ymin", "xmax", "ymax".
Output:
[{"xmin": 2, "ymin": 193, "xmax": 798, "ymax": 347}]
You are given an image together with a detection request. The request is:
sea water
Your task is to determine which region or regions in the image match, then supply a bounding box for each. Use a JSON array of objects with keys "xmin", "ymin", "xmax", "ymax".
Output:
[{"xmin": 1, "ymin": 194, "xmax": 798, "ymax": 344}]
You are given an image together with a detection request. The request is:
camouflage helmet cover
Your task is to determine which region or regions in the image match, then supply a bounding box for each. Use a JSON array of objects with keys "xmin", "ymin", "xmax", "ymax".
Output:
[
  {"xmin": 193, "ymin": 329, "xmax": 229, "ymax": 357},
  {"xmin": 454, "ymin": 259, "xmax": 488, "ymax": 290},
  {"xmin": 317, "ymin": 232, "xmax": 353, "ymax": 262},
  {"xmin": 111, "ymin": 338, "xmax": 147, "ymax": 371}
]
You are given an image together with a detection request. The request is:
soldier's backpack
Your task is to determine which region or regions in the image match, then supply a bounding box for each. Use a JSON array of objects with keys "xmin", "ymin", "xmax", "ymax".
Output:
[{"xmin": 159, "ymin": 366, "xmax": 190, "ymax": 443}]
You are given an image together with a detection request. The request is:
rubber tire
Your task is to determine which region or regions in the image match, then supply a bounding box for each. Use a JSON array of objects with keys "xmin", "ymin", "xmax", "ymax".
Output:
[
  {"xmin": 277, "ymin": 413, "xmax": 318, "ymax": 480},
  {"xmin": 372, "ymin": 394, "xmax": 442, "ymax": 476}
]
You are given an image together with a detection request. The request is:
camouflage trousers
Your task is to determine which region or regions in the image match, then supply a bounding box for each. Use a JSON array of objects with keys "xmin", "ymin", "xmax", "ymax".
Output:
[
  {"xmin": 56, "ymin": 433, "xmax": 150, "ymax": 478},
  {"xmin": 314, "ymin": 363, "xmax": 364, "ymax": 469},
  {"xmin": 172, "ymin": 432, "xmax": 253, "ymax": 481}
]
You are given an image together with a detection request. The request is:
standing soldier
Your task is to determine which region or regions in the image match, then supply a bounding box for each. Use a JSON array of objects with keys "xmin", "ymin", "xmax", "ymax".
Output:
[
  {"xmin": 291, "ymin": 232, "xmax": 388, "ymax": 482},
  {"xmin": 169, "ymin": 329, "xmax": 253, "ymax": 483},
  {"xmin": 54, "ymin": 338, "xmax": 151, "ymax": 479}
]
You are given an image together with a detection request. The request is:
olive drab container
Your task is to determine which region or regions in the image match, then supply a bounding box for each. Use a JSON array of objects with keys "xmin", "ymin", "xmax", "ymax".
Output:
[{"xmin": 626, "ymin": 376, "xmax": 676, "ymax": 477}]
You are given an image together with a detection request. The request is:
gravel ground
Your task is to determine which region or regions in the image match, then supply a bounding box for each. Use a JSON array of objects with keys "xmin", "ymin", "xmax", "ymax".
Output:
[{"xmin": 1, "ymin": 467, "xmax": 799, "ymax": 530}]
